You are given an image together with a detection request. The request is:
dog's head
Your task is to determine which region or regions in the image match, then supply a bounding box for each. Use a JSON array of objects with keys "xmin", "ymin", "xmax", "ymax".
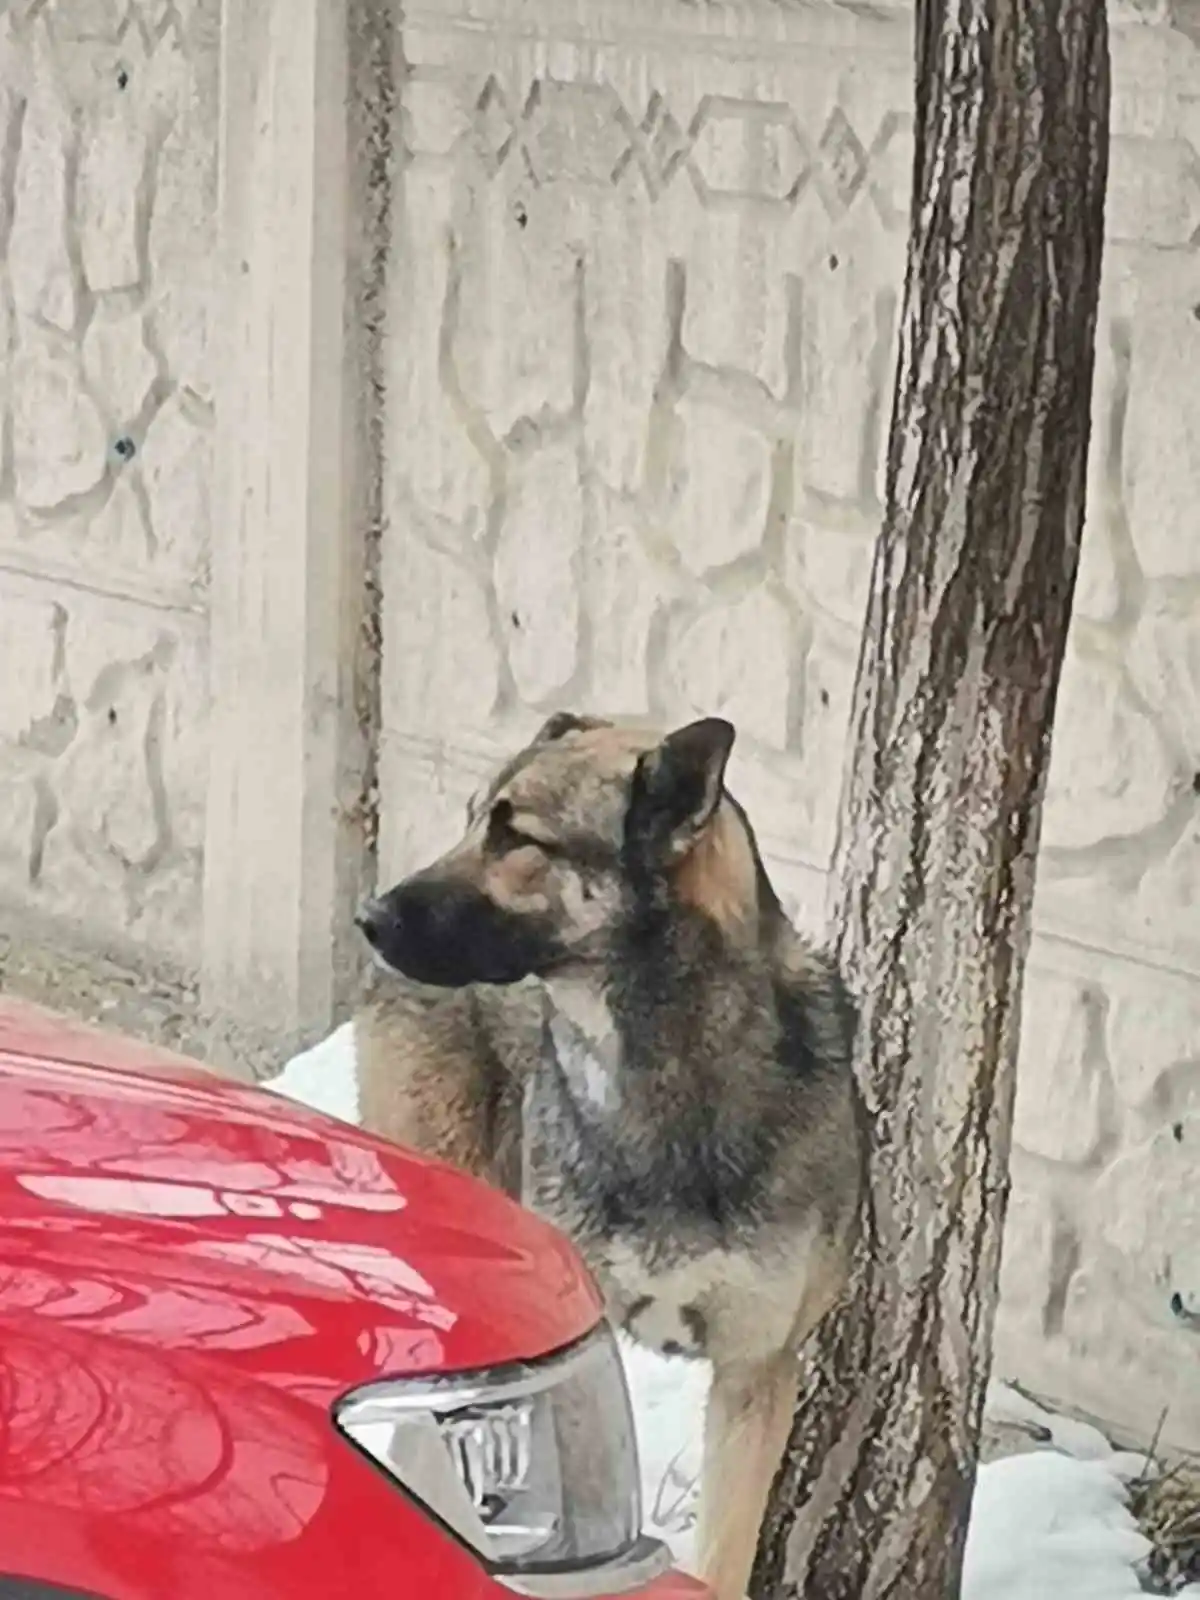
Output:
[{"xmin": 358, "ymin": 712, "xmax": 771, "ymax": 988}]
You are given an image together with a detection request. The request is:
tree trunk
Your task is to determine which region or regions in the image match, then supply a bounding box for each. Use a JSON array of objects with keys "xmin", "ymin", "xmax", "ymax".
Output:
[{"xmin": 751, "ymin": 3, "xmax": 1110, "ymax": 1597}]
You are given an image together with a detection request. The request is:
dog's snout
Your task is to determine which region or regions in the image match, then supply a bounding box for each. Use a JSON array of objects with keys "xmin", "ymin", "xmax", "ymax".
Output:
[
  {"xmin": 351, "ymin": 875, "xmax": 560, "ymax": 988},
  {"xmin": 355, "ymin": 896, "xmax": 391, "ymax": 950}
]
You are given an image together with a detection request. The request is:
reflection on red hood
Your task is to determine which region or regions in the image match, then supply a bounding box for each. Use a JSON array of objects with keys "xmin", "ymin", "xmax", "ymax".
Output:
[
  {"xmin": 0, "ymin": 1005, "xmax": 620, "ymax": 1600},
  {"xmin": 0, "ymin": 1008, "xmax": 601, "ymax": 1393}
]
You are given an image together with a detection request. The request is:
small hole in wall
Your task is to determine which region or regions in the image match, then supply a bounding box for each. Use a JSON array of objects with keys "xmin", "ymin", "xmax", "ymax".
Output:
[
  {"xmin": 1174, "ymin": 1121, "xmax": 1185, "ymax": 1142},
  {"xmin": 116, "ymin": 64, "xmax": 129, "ymax": 90},
  {"xmin": 510, "ymin": 611, "xmax": 521, "ymax": 630},
  {"xmin": 1192, "ymin": 770, "xmax": 1200, "ymax": 794},
  {"xmin": 107, "ymin": 707, "xmax": 117, "ymax": 727},
  {"xmin": 828, "ymin": 253, "xmax": 839, "ymax": 271},
  {"xmin": 513, "ymin": 201, "xmax": 528, "ymax": 230},
  {"xmin": 819, "ymin": 688, "xmax": 830, "ymax": 708},
  {"xmin": 1193, "ymin": 303, "xmax": 1200, "ymax": 321},
  {"xmin": 113, "ymin": 435, "xmax": 136, "ymax": 462},
  {"xmin": 1170, "ymin": 1290, "xmax": 1185, "ymax": 1317}
]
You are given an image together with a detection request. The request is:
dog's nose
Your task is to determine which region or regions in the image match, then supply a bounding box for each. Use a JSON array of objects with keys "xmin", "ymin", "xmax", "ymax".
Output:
[{"xmin": 355, "ymin": 897, "xmax": 389, "ymax": 950}]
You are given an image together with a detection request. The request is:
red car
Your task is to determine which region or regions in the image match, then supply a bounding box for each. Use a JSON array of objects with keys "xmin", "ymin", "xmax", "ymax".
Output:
[{"xmin": 0, "ymin": 1000, "xmax": 707, "ymax": 1600}]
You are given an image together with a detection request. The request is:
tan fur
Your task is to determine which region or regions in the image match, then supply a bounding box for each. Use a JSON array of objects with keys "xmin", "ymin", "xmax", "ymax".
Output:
[
  {"xmin": 671, "ymin": 801, "xmax": 759, "ymax": 941},
  {"xmin": 698, "ymin": 1244, "xmax": 846, "ymax": 1600},
  {"xmin": 700, "ymin": 1352, "xmax": 800, "ymax": 1600},
  {"xmin": 356, "ymin": 979, "xmax": 539, "ymax": 1196},
  {"xmin": 485, "ymin": 844, "xmax": 553, "ymax": 910}
]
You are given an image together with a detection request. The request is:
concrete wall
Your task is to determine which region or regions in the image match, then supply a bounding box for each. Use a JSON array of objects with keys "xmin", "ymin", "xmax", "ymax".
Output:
[
  {"xmin": 0, "ymin": 0, "xmax": 1196, "ymax": 1448},
  {"xmin": 0, "ymin": 0, "xmax": 371, "ymax": 1065},
  {"xmin": 378, "ymin": 0, "xmax": 1200, "ymax": 1450},
  {"xmin": 0, "ymin": 0, "xmax": 216, "ymax": 976}
]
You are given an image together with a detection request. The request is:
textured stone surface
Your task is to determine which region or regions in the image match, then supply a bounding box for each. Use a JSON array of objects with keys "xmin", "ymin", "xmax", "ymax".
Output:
[
  {"xmin": 584, "ymin": 512, "xmax": 666, "ymax": 714},
  {"xmin": 661, "ymin": 586, "xmax": 796, "ymax": 751},
  {"xmin": 382, "ymin": 535, "xmax": 501, "ymax": 735},
  {"xmin": 794, "ymin": 620, "xmax": 858, "ymax": 862},
  {"xmin": 1012, "ymin": 972, "xmax": 1113, "ymax": 1167},
  {"xmin": 1096, "ymin": 1115, "xmax": 1200, "ymax": 1283},
  {"xmin": 77, "ymin": 97, "xmax": 147, "ymax": 293},
  {"xmin": 493, "ymin": 442, "xmax": 583, "ymax": 704},
  {"xmin": 1124, "ymin": 264, "xmax": 1200, "ymax": 577},
  {"xmin": 138, "ymin": 395, "xmax": 211, "ymax": 585},
  {"xmin": 996, "ymin": 1183, "xmax": 1060, "ymax": 1336},
  {"xmin": 12, "ymin": 335, "xmax": 109, "ymax": 508},
  {"xmin": 8, "ymin": 75, "xmax": 77, "ymax": 333},
  {"xmin": 0, "ymin": 592, "xmax": 63, "ymax": 742},
  {"xmin": 1128, "ymin": 602, "xmax": 1200, "ymax": 768},
  {"xmin": 1041, "ymin": 648, "xmax": 1176, "ymax": 851},
  {"xmin": 784, "ymin": 516, "xmax": 875, "ymax": 630},
  {"xmin": 81, "ymin": 307, "xmax": 159, "ymax": 426},
  {"xmin": 1106, "ymin": 983, "xmax": 1200, "ymax": 1109},
  {"xmin": 1073, "ymin": 514, "xmax": 1123, "ymax": 624},
  {"xmin": 0, "ymin": 0, "xmax": 216, "ymax": 966},
  {"xmin": 667, "ymin": 399, "xmax": 773, "ymax": 576}
]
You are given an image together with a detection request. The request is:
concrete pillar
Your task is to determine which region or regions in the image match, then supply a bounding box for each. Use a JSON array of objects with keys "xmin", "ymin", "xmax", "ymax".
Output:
[{"xmin": 203, "ymin": 0, "xmax": 370, "ymax": 1064}]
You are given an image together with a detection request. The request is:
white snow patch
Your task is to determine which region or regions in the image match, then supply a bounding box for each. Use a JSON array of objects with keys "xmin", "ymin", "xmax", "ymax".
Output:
[
  {"xmin": 964, "ymin": 1452, "xmax": 1150, "ymax": 1600},
  {"xmin": 272, "ymin": 1021, "xmax": 359, "ymax": 1125},
  {"xmin": 267, "ymin": 1026, "xmax": 1162, "ymax": 1600}
]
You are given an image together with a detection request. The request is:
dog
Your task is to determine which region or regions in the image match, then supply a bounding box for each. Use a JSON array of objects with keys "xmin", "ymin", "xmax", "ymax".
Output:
[{"xmin": 354, "ymin": 712, "xmax": 863, "ymax": 1600}]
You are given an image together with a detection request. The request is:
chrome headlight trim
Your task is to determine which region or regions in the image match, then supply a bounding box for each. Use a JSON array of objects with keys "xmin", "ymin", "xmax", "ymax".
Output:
[{"xmin": 334, "ymin": 1322, "xmax": 663, "ymax": 1593}]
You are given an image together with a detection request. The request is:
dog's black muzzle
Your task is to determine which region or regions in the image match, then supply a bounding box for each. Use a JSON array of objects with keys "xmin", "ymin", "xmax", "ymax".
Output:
[{"xmin": 356, "ymin": 876, "xmax": 561, "ymax": 988}]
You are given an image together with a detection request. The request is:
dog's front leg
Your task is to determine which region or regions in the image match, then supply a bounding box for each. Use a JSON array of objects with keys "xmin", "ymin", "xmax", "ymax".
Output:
[{"xmin": 696, "ymin": 1347, "xmax": 799, "ymax": 1600}]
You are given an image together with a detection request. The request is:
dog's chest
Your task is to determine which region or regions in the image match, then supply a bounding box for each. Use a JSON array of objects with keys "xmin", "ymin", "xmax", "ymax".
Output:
[
  {"xmin": 525, "ymin": 1007, "xmax": 727, "ymax": 1255},
  {"xmin": 547, "ymin": 1011, "xmax": 619, "ymax": 1112}
]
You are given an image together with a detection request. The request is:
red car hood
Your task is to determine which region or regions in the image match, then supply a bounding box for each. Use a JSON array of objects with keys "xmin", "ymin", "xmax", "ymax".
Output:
[{"xmin": 0, "ymin": 1007, "xmax": 601, "ymax": 1405}]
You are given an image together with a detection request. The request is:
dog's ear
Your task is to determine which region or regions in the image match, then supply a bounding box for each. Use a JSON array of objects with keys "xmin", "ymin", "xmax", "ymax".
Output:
[
  {"xmin": 625, "ymin": 717, "xmax": 735, "ymax": 862},
  {"xmin": 533, "ymin": 711, "xmax": 611, "ymax": 745}
]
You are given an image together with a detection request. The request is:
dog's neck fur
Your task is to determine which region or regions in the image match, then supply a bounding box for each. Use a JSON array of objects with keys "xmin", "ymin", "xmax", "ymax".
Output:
[
  {"xmin": 540, "ymin": 797, "xmax": 795, "ymax": 1116},
  {"xmin": 541, "ymin": 899, "xmax": 780, "ymax": 1114},
  {"xmin": 542, "ymin": 977, "xmax": 622, "ymax": 1111}
]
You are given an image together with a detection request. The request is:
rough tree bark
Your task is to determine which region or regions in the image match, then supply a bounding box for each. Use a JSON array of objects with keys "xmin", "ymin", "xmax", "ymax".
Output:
[{"xmin": 751, "ymin": 3, "xmax": 1109, "ymax": 1597}]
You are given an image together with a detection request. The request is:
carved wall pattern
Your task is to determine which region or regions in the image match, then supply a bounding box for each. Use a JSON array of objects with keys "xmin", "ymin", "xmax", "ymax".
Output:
[
  {"xmin": 380, "ymin": 0, "xmax": 1200, "ymax": 1448},
  {"xmin": 0, "ymin": 0, "xmax": 215, "ymax": 967}
]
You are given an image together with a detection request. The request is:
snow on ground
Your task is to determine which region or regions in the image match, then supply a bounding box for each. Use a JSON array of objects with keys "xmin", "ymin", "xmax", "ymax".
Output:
[{"xmin": 271, "ymin": 1027, "xmax": 1185, "ymax": 1599}]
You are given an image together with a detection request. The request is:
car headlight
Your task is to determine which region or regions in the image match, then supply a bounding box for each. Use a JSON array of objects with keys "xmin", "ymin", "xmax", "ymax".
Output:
[{"xmin": 335, "ymin": 1323, "xmax": 655, "ymax": 1591}]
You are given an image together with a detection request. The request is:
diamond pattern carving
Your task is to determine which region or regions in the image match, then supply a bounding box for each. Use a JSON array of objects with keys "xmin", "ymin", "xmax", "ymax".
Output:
[
  {"xmin": 816, "ymin": 106, "xmax": 869, "ymax": 215},
  {"xmin": 688, "ymin": 97, "xmax": 808, "ymax": 206},
  {"xmin": 40, "ymin": 0, "xmax": 191, "ymax": 48},
  {"xmin": 521, "ymin": 79, "xmax": 637, "ymax": 187},
  {"xmin": 453, "ymin": 74, "xmax": 911, "ymax": 225}
]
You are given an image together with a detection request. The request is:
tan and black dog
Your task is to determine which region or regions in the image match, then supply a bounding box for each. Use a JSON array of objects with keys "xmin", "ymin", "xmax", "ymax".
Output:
[{"xmin": 354, "ymin": 712, "xmax": 863, "ymax": 1600}]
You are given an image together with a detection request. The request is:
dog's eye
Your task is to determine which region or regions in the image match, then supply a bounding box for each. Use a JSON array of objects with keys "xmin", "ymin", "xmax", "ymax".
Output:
[{"xmin": 487, "ymin": 801, "xmax": 553, "ymax": 856}]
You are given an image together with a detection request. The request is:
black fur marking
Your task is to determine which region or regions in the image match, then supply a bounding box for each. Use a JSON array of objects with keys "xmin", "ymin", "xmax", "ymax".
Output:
[
  {"xmin": 680, "ymin": 1302, "xmax": 708, "ymax": 1350},
  {"xmin": 773, "ymin": 968, "xmax": 855, "ymax": 1087},
  {"xmin": 362, "ymin": 878, "xmax": 562, "ymax": 987},
  {"xmin": 624, "ymin": 1294, "xmax": 654, "ymax": 1327},
  {"xmin": 540, "ymin": 878, "xmax": 855, "ymax": 1255},
  {"xmin": 546, "ymin": 910, "xmax": 780, "ymax": 1242},
  {"xmin": 623, "ymin": 719, "xmax": 733, "ymax": 867},
  {"xmin": 558, "ymin": 834, "xmax": 621, "ymax": 876},
  {"xmin": 536, "ymin": 711, "xmax": 600, "ymax": 743},
  {"xmin": 482, "ymin": 747, "xmax": 541, "ymax": 807}
]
